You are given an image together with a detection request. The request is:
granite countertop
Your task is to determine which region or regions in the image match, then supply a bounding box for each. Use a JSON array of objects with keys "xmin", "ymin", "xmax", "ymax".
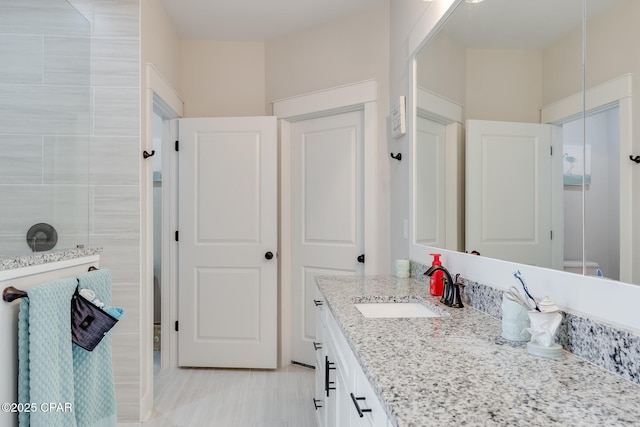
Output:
[
  {"xmin": 0, "ymin": 247, "xmax": 102, "ymax": 271},
  {"xmin": 316, "ymin": 275, "xmax": 640, "ymax": 427}
]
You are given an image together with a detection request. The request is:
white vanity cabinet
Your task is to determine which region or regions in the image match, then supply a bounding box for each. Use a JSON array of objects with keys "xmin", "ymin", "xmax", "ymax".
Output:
[
  {"xmin": 313, "ymin": 288, "xmax": 327, "ymax": 426},
  {"xmin": 314, "ymin": 285, "xmax": 391, "ymax": 427}
]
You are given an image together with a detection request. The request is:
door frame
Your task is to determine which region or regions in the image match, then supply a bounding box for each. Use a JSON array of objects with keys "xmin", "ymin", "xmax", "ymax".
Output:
[
  {"xmin": 541, "ymin": 73, "xmax": 633, "ymax": 282},
  {"xmin": 410, "ymin": 87, "xmax": 464, "ymax": 262},
  {"xmin": 273, "ymin": 79, "xmax": 379, "ymax": 367},
  {"xmin": 142, "ymin": 63, "xmax": 183, "ymax": 420}
]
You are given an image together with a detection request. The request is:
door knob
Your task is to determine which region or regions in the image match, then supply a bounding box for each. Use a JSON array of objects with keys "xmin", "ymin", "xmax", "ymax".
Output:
[
  {"xmin": 357, "ymin": 254, "xmax": 365, "ymax": 263},
  {"xmin": 265, "ymin": 251, "xmax": 274, "ymax": 260}
]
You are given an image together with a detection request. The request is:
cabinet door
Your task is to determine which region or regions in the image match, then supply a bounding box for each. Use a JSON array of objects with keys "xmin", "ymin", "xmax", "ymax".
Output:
[
  {"xmin": 325, "ymin": 340, "xmax": 338, "ymax": 425},
  {"xmin": 353, "ymin": 370, "xmax": 387, "ymax": 427},
  {"xmin": 313, "ymin": 290, "xmax": 327, "ymax": 425},
  {"xmin": 335, "ymin": 356, "xmax": 353, "ymax": 427},
  {"xmin": 314, "ymin": 364, "xmax": 326, "ymax": 426}
]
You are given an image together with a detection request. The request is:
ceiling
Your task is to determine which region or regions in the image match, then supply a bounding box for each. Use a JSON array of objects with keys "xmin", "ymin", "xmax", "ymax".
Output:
[
  {"xmin": 440, "ymin": 0, "xmax": 621, "ymax": 50},
  {"xmin": 160, "ymin": 0, "xmax": 387, "ymax": 42}
]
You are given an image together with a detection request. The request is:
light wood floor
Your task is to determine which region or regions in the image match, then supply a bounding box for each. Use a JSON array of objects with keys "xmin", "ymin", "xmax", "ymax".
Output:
[{"xmin": 144, "ymin": 359, "xmax": 316, "ymax": 427}]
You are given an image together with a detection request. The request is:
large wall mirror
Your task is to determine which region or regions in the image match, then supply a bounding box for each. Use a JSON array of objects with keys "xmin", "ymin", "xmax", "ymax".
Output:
[{"xmin": 412, "ymin": 0, "xmax": 638, "ymax": 285}]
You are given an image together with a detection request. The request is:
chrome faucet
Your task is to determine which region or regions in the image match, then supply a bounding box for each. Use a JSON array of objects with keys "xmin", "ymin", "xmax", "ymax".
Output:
[{"xmin": 424, "ymin": 265, "xmax": 464, "ymax": 308}]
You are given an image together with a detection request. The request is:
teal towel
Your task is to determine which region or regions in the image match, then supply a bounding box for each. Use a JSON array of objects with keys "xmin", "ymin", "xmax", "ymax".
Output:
[
  {"xmin": 74, "ymin": 269, "xmax": 118, "ymax": 427},
  {"xmin": 17, "ymin": 269, "xmax": 118, "ymax": 427},
  {"xmin": 18, "ymin": 277, "xmax": 78, "ymax": 427}
]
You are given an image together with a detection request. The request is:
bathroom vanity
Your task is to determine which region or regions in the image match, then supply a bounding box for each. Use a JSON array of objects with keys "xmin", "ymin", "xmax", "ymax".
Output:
[{"xmin": 313, "ymin": 275, "xmax": 640, "ymax": 426}]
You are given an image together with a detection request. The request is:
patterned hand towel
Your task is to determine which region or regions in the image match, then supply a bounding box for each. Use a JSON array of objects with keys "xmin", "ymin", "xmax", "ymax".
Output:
[
  {"xmin": 18, "ymin": 277, "xmax": 78, "ymax": 427},
  {"xmin": 74, "ymin": 269, "xmax": 118, "ymax": 427}
]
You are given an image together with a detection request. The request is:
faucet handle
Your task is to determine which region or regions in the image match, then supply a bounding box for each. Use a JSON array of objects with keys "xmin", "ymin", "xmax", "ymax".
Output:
[{"xmin": 449, "ymin": 281, "xmax": 464, "ymax": 308}]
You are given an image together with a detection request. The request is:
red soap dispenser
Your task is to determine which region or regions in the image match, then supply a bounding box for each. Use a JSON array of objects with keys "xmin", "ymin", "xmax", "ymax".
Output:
[{"xmin": 429, "ymin": 254, "xmax": 444, "ymax": 296}]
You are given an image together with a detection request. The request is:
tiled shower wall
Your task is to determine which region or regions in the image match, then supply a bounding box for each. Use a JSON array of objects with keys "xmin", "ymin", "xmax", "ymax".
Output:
[
  {"xmin": 0, "ymin": 0, "xmax": 91, "ymax": 257},
  {"xmin": 1, "ymin": 0, "xmax": 142, "ymax": 421},
  {"xmin": 82, "ymin": 0, "xmax": 142, "ymax": 422}
]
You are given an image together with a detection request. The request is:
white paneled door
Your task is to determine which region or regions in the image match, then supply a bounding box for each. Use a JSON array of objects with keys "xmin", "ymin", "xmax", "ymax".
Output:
[
  {"xmin": 178, "ymin": 117, "xmax": 277, "ymax": 368},
  {"xmin": 466, "ymin": 119, "xmax": 560, "ymax": 268},
  {"xmin": 291, "ymin": 110, "xmax": 365, "ymax": 366},
  {"xmin": 415, "ymin": 115, "xmax": 446, "ymax": 248}
]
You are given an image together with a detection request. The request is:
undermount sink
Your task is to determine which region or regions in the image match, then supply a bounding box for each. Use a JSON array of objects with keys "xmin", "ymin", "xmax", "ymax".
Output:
[{"xmin": 354, "ymin": 302, "xmax": 445, "ymax": 318}]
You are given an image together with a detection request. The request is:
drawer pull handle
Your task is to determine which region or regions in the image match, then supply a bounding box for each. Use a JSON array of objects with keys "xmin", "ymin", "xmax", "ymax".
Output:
[
  {"xmin": 350, "ymin": 393, "xmax": 372, "ymax": 418},
  {"xmin": 313, "ymin": 398, "xmax": 323, "ymax": 410},
  {"xmin": 313, "ymin": 341, "xmax": 322, "ymax": 351},
  {"xmin": 314, "ymin": 299, "xmax": 323, "ymax": 306},
  {"xmin": 325, "ymin": 356, "xmax": 336, "ymax": 396}
]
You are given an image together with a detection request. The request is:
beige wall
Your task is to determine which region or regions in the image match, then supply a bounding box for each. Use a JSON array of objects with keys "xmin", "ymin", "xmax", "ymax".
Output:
[
  {"xmin": 416, "ymin": 32, "xmax": 466, "ymax": 106},
  {"xmin": 141, "ymin": 0, "xmax": 181, "ymax": 92},
  {"xmin": 266, "ymin": 2, "xmax": 389, "ymax": 107},
  {"xmin": 180, "ymin": 40, "xmax": 266, "ymax": 117},
  {"xmin": 543, "ymin": 0, "xmax": 640, "ymax": 106},
  {"xmin": 417, "ymin": 36, "xmax": 543, "ymax": 124},
  {"xmin": 465, "ymin": 49, "xmax": 542, "ymax": 123}
]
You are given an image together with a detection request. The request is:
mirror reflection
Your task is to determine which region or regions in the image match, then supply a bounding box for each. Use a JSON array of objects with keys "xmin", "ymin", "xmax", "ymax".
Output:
[{"xmin": 414, "ymin": 0, "xmax": 636, "ymax": 284}]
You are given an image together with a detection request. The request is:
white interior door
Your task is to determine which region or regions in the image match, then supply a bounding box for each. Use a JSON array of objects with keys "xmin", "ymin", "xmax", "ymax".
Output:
[
  {"xmin": 291, "ymin": 110, "xmax": 365, "ymax": 366},
  {"xmin": 177, "ymin": 116, "xmax": 277, "ymax": 368},
  {"xmin": 415, "ymin": 115, "xmax": 446, "ymax": 248},
  {"xmin": 466, "ymin": 119, "xmax": 558, "ymax": 267}
]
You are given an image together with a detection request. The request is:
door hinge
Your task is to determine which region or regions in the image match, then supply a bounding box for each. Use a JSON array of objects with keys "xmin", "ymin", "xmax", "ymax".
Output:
[
  {"xmin": 550, "ymin": 230, "xmax": 553, "ymax": 240},
  {"xmin": 175, "ymin": 321, "xmax": 179, "ymax": 332},
  {"xmin": 175, "ymin": 140, "xmax": 179, "ymax": 152},
  {"xmin": 175, "ymin": 230, "xmax": 179, "ymax": 242},
  {"xmin": 550, "ymin": 146, "xmax": 553, "ymax": 156}
]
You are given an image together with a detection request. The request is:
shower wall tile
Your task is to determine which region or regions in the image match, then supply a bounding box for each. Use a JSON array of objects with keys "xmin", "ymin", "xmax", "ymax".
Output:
[
  {"xmin": 0, "ymin": 236, "xmax": 31, "ymax": 258},
  {"xmin": 44, "ymin": 36, "xmax": 91, "ymax": 86},
  {"xmin": 112, "ymin": 333, "xmax": 141, "ymax": 381},
  {"xmin": 91, "ymin": 38, "xmax": 139, "ymax": 88},
  {"xmin": 0, "ymin": 0, "xmax": 90, "ymax": 37},
  {"xmin": 92, "ymin": 186, "xmax": 139, "ymax": 234},
  {"xmin": 67, "ymin": 0, "xmax": 95, "ymax": 23},
  {"xmin": 93, "ymin": 0, "xmax": 139, "ymax": 38},
  {"xmin": 0, "ymin": 233, "xmax": 89, "ymax": 256},
  {"xmin": 91, "ymin": 37, "xmax": 138, "ymax": 59},
  {"xmin": 91, "ymin": 55, "xmax": 140, "ymax": 88},
  {"xmin": 43, "ymin": 136, "xmax": 90, "ymax": 184},
  {"xmin": 0, "ymin": 85, "xmax": 90, "ymax": 135},
  {"xmin": 88, "ymin": 234, "xmax": 140, "ymax": 284},
  {"xmin": 0, "ymin": 35, "xmax": 43, "ymax": 84},
  {"xmin": 0, "ymin": 186, "xmax": 89, "ymax": 235},
  {"xmin": 1, "ymin": 0, "xmax": 141, "ymax": 422},
  {"xmin": 89, "ymin": 136, "xmax": 139, "ymax": 185},
  {"xmin": 50, "ymin": 233, "xmax": 89, "ymax": 252},
  {"xmin": 114, "ymin": 370, "xmax": 140, "ymax": 421},
  {"xmin": 111, "ymin": 284, "xmax": 140, "ymax": 334},
  {"xmin": 0, "ymin": 136, "xmax": 43, "ymax": 184},
  {"xmin": 93, "ymin": 87, "xmax": 139, "ymax": 136}
]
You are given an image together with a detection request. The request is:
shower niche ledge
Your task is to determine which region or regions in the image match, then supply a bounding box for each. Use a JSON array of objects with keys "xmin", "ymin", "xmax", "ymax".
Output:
[{"xmin": 0, "ymin": 247, "xmax": 102, "ymax": 278}]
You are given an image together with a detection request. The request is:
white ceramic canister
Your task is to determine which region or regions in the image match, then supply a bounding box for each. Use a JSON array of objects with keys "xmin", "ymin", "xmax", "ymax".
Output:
[
  {"xmin": 501, "ymin": 294, "xmax": 531, "ymax": 342},
  {"xmin": 395, "ymin": 259, "xmax": 410, "ymax": 278}
]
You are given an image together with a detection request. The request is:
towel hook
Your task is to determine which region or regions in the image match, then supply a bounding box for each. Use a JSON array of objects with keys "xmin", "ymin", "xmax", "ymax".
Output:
[
  {"xmin": 630, "ymin": 155, "xmax": 640, "ymax": 164},
  {"xmin": 143, "ymin": 150, "xmax": 155, "ymax": 159},
  {"xmin": 390, "ymin": 152, "xmax": 402, "ymax": 161}
]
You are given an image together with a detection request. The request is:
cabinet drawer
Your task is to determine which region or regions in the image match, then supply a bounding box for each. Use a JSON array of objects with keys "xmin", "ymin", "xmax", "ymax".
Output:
[
  {"xmin": 326, "ymin": 306, "xmax": 357, "ymax": 383},
  {"xmin": 353, "ymin": 369, "xmax": 387, "ymax": 427}
]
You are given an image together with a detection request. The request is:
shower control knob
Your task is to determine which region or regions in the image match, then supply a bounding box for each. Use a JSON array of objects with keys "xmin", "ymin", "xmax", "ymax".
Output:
[{"xmin": 265, "ymin": 251, "xmax": 274, "ymax": 260}]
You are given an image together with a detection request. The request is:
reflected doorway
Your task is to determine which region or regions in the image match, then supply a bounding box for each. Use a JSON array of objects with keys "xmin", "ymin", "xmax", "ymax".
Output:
[{"xmin": 562, "ymin": 106, "xmax": 620, "ymax": 280}]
